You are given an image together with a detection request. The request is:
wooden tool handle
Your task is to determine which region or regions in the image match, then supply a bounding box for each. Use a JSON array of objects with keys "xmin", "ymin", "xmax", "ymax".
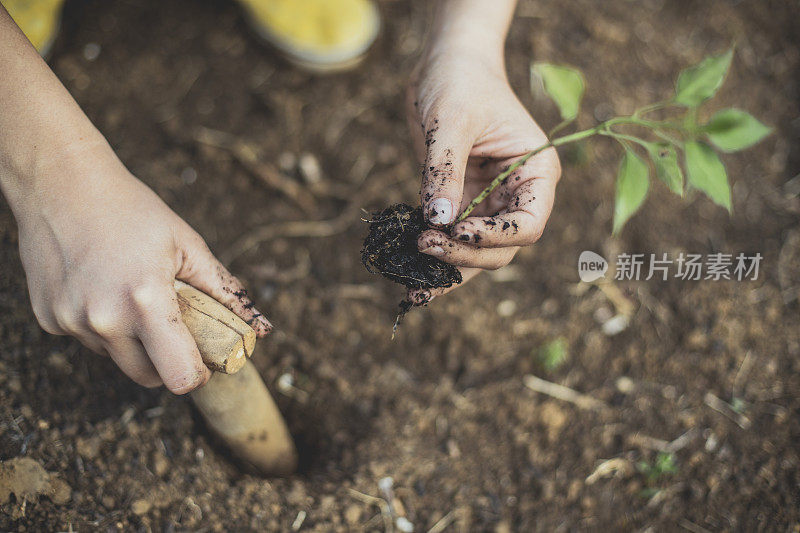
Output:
[
  {"xmin": 173, "ymin": 280, "xmax": 297, "ymax": 476},
  {"xmin": 174, "ymin": 280, "xmax": 255, "ymax": 374},
  {"xmin": 191, "ymin": 360, "xmax": 298, "ymax": 476}
]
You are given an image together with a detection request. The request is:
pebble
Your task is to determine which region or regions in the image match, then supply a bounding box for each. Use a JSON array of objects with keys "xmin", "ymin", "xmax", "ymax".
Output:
[
  {"xmin": 602, "ymin": 314, "xmax": 629, "ymax": 336},
  {"xmin": 82, "ymin": 43, "xmax": 101, "ymax": 61},
  {"xmin": 497, "ymin": 299, "xmax": 517, "ymax": 317},
  {"xmin": 615, "ymin": 376, "xmax": 635, "ymax": 393},
  {"xmin": 131, "ymin": 498, "xmax": 151, "ymax": 515},
  {"xmin": 396, "ymin": 516, "xmax": 414, "ymax": 532},
  {"xmin": 299, "ymin": 153, "xmax": 322, "ymax": 185}
]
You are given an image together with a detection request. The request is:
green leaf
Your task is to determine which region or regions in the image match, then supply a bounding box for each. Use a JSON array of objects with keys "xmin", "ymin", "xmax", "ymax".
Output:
[
  {"xmin": 655, "ymin": 452, "xmax": 678, "ymax": 475},
  {"xmin": 532, "ymin": 62, "xmax": 585, "ymax": 121},
  {"xmin": 537, "ymin": 337, "xmax": 568, "ymax": 371},
  {"xmin": 703, "ymin": 108, "xmax": 772, "ymax": 152},
  {"xmin": 644, "ymin": 142, "xmax": 684, "ymax": 196},
  {"xmin": 674, "ymin": 49, "xmax": 733, "ymax": 107},
  {"xmin": 613, "ymin": 149, "xmax": 650, "ymax": 234},
  {"xmin": 685, "ymin": 141, "xmax": 731, "ymax": 211}
]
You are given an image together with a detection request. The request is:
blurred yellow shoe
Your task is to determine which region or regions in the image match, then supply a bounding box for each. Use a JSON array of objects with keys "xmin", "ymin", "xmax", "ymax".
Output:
[
  {"xmin": 2, "ymin": 0, "xmax": 65, "ymax": 57},
  {"xmin": 238, "ymin": 0, "xmax": 380, "ymax": 72}
]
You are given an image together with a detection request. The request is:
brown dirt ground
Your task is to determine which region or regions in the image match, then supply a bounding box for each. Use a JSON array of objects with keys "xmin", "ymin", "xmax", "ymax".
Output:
[{"xmin": 2, "ymin": 0, "xmax": 799, "ymax": 531}]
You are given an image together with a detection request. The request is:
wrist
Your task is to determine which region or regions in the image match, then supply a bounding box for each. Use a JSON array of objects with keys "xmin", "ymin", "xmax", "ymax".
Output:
[
  {"xmin": 3, "ymin": 134, "xmax": 122, "ymax": 224},
  {"xmin": 424, "ymin": 22, "xmax": 506, "ymax": 74},
  {"xmin": 420, "ymin": 0, "xmax": 517, "ymax": 79}
]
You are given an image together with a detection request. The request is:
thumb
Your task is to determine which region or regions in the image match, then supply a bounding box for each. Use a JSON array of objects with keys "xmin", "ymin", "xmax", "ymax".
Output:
[
  {"xmin": 177, "ymin": 235, "xmax": 272, "ymax": 337},
  {"xmin": 420, "ymin": 116, "xmax": 475, "ymax": 228}
]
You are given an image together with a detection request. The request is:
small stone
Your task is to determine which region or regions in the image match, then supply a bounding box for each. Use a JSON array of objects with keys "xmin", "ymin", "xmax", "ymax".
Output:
[
  {"xmin": 180, "ymin": 167, "xmax": 198, "ymax": 184},
  {"xmin": 497, "ymin": 299, "xmax": 517, "ymax": 317},
  {"xmin": 153, "ymin": 453, "xmax": 169, "ymax": 477},
  {"xmin": 495, "ymin": 521, "xmax": 512, "ymax": 533},
  {"xmin": 602, "ymin": 314, "xmax": 629, "ymax": 336},
  {"xmin": 82, "ymin": 42, "xmax": 101, "ymax": 61},
  {"xmin": 396, "ymin": 516, "xmax": 414, "ymax": 532},
  {"xmin": 378, "ymin": 476, "xmax": 393, "ymax": 494},
  {"xmin": 131, "ymin": 498, "xmax": 151, "ymax": 515},
  {"xmin": 298, "ymin": 153, "xmax": 322, "ymax": 185},
  {"xmin": 76, "ymin": 436, "xmax": 101, "ymax": 460},
  {"xmin": 615, "ymin": 376, "xmax": 635, "ymax": 393}
]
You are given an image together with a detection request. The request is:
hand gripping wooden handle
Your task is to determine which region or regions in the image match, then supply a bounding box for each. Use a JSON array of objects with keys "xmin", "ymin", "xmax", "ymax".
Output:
[
  {"xmin": 174, "ymin": 280, "xmax": 255, "ymax": 373},
  {"xmin": 173, "ymin": 280, "xmax": 298, "ymax": 476}
]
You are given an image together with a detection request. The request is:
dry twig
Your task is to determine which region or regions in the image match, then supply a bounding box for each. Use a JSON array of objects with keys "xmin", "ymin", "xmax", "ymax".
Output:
[
  {"xmin": 523, "ymin": 375, "xmax": 607, "ymax": 411},
  {"xmin": 704, "ymin": 392, "xmax": 751, "ymax": 429},
  {"xmin": 427, "ymin": 511, "xmax": 456, "ymax": 533},
  {"xmin": 194, "ymin": 127, "xmax": 318, "ymax": 214}
]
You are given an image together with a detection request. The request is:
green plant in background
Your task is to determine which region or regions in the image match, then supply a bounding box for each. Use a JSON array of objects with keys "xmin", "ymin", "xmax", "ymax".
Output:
[
  {"xmin": 638, "ymin": 452, "xmax": 678, "ymax": 484},
  {"xmin": 537, "ymin": 337, "xmax": 568, "ymax": 371},
  {"xmin": 457, "ymin": 49, "xmax": 772, "ymax": 233}
]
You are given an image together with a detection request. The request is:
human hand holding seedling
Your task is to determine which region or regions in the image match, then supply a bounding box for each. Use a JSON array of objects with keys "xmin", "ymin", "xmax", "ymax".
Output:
[
  {"xmin": 367, "ymin": 27, "xmax": 770, "ymax": 326},
  {"xmin": 405, "ymin": 0, "xmax": 560, "ymax": 304}
]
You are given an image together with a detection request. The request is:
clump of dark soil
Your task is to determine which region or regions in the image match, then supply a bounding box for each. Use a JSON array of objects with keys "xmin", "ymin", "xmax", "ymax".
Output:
[{"xmin": 361, "ymin": 203, "xmax": 462, "ymax": 292}]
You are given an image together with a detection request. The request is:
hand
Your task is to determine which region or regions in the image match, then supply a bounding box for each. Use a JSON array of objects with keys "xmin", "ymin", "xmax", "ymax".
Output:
[
  {"xmin": 15, "ymin": 147, "xmax": 271, "ymax": 393},
  {"xmin": 406, "ymin": 47, "xmax": 561, "ymax": 303}
]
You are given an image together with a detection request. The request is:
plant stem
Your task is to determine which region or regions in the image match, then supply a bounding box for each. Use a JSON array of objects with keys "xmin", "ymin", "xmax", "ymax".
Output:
[
  {"xmin": 600, "ymin": 130, "xmax": 651, "ymax": 149},
  {"xmin": 456, "ymin": 143, "xmax": 549, "ymax": 222},
  {"xmin": 456, "ymin": 111, "xmax": 686, "ymax": 223},
  {"xmin": 456, "ymin": 125, "xmax": 602, "ymax": 222},
  {"xmin": 632, "ymin": 99, "xmax": 673, "ymax": 118}
]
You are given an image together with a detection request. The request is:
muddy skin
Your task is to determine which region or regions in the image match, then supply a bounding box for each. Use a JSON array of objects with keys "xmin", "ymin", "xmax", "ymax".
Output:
[{"xmin": 215, "ymin": 266, "xmax": 272, "ymax": 334}]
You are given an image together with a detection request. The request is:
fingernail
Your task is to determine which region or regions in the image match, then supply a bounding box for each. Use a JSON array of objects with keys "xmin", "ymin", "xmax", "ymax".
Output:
[
  {"xmin": 427, "ymin": 198, "xmax": 454, "ymax": 225},
  {"xmin": 420, "ymin": 245, "xmax": 445, "ymax": 256}
]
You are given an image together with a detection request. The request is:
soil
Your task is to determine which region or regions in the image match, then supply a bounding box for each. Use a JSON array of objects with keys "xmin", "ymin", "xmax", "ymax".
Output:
[
  {"xmin": 362, "ymin": 204, "xmax": 461, "ymax": 293},
  {"xmin": 362, "ymin": 203, "xmax": 462, "ymax": 330},
  {"xmin": 1, "ymin": 0, "xmax": 799, "ymax": 531}
]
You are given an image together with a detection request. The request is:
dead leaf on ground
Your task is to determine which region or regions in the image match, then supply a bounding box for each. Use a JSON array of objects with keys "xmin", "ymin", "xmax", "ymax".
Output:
[{"xmin": 0, "ymin": 457, "xmax": 71, "ymax": 505}]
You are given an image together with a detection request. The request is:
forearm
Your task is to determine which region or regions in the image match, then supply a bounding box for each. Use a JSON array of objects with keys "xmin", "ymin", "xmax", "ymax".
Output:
[
  {"xmin": 0, "ymin": 6, "xmax": 111, "ymax": 217},
  {"xmin": 426, "ymin": 0, "xmax": 517, "ymax": 66}
]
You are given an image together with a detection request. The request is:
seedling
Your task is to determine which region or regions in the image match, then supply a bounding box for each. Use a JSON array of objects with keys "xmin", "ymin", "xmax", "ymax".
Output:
[
  {"xmin": 363, "ymin": 50, "xmax": 771, "ymax": 315},
  {"xmin": 638, "ymin": 451, "xmax": 678, "ymax": 486},
  {"xmin": 537, "ymin": 337, "xmax": 568, "ymax": 371}
]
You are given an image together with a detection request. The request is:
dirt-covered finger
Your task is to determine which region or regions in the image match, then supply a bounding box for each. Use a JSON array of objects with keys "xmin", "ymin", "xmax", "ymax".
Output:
[
  {"xmin": 177, "ymin": 237, "xmax": 272, "ymax": 337},
  {"xmin": 407, "ymin": 267, "xmax": 482, "ymax": 303},
  {"xmin": 454, "ymin": 171, "xmax": 557, "ymax": 246},
  {"xmin": 417, "ymin": 229, "xmax": 518, "ymax": 270},
  {"xmin": 420, "ymin": 116, "xmax": 474, "ymax": 227},
  {"xmin": 451, "ymin": 211, "xmax": 542, "ymax": 247}
]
